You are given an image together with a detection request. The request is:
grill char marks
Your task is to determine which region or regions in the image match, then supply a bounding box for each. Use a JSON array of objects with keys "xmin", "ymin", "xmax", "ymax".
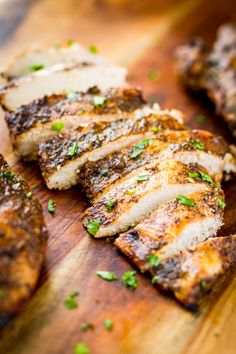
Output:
[
  {"xmin": 82, "ymin": 160, "xmax": 211, "ymax": 238},
  {"xmin": 176, "ymin": 23, "xmax": 236, "ymax": 137},
  {"xmin": 80, "ymin": 129, "xmax": 231, "ymax": 201},
  {"xmin": 0, "ymin": 154, "xmax": 47, "ymax": 316},
  {"xmin": 38, "ymin": 113, "xmax": 185, "ymax": 190}
]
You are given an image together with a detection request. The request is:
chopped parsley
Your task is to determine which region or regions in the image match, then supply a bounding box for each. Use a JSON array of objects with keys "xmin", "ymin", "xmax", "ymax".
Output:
[
  {"xmin": 89, "ymin": 45, "xmax": 99, "ymax": 54},
  {"xmin": 176, "ymin": 195, "xmax": 196, "ymax": 207},
  {"xmin": 146, "ymin": 254, "xmax": 160, "ymax": 268},
  {"xmin": 64, "ymin": 291, "xmax": 79, "ymax": 309},
  {"xmin": 67, "ymin": 142, "xmax": 78, "ymax": 156},
  {"xmin": 29, "ymin": 64, "xmax": 45, "ymax": 72},
  {"xmin": 188, "ymin": 172, "xmax": 199, "ymax": 178},
  {"xmin": 96, "ymin": 271, "xmax": 118, "ymax": 281},
  {"xmin": 93, "ymin": 95, "xmax": 107, "ymax": 108},
  {"xmin": 195, "ymin": 114, "xmax": 207, "ymax": 123},
  {"xmin": 48, "ymin": 199, "xmax": 56, "ymax": 213},
  {"xmin": 51, "ymin": 122, "xmax": 64, "ymax": 132},
  {"xmin": 131, "ymin": 138, "xmax": 153, "ymax": 158},
  {"xmin": 126, "ymin": 189, "xmax": 136, "ymax": 196},
  {"xmin": 200, "ymin": 280, "xmax": 207, "ymax": 290},
  {"xmin": 101, "ymin": 170, "xmax": 109, "ymax": 177},
  {"xmin": 74, "ymin": 342, "xmax": 90, "ymax": 354},
  {"xmin": 31, "ymin": 183, "xmax": 38, "ymax": 190},
  {"xmin": 151, "ymin": 126, "xmax": 159, "ymax": 133},
  {"xmin": 147, "ymin": 70, "xmax": 160, "ymax": 81},
  {"xmin": 87, "ymin": 219, "xmax": 101, "ymax": 236},
  {"xmin": 217, "ymin": 198, "xmax": 226, "ymax": 209},
  {"xmin": 137, "ymin": 174, "xmax": 149, "ymax": 182},
  {"xmin": 25, "ymin": 191, "xmax": 32, "ymax": 198},
  {"xmin": 80, "ymin": 322, "xmax": 94, "ymax": 332},
  {"xmin": 151, "ymin": 275, "xmax": 159, "ymax": 284},
  {"xmin": 0, "ymin": 290, "xmax": 6, "ymax": 298},
  {"xmin": 198, "ymin": 170, "xmax": 216, "ymax": 187},
  {"xmin": 67, "ymin": 39, "xmax": 76, "ymax": 46},
  {"xmin": 105, "ymin": 200, "xmax": 116, "ymax": 212},
  {"xmin": 67, "ymin": 90, "xmax": 77, "ymax": 100},
  {"xmin": 104, "ymin": 318, "xmax": 113, "ymax": 331},
  {"xmin": 191, "ymin": 139, "xmax": 205, "ymax": 150},
  {"xmin": 188, "ymin": 170, "xmax": 216, "ymax": 187},
  {"xmin": 122, "ymin": 270, "xmax": 138, "ymax": 290},
  {"xmin": 0, "ymin": 171, "xmax": 14, "ymax": 181}
]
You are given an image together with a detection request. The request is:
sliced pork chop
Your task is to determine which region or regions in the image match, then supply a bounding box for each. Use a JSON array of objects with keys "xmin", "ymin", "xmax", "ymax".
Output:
[
  {"xmin": 115, "ymin": 189, "xmax": 225, "ymax": 270},
  {"xmin": 151, "ymin": 235, "xmax": 236, "ymax": 309},
  {"xmin": 82, "ymin": 160, "xmax": 212, "ymax": 238},
  {"xmin": 80, "ymin": 129, "xmax": 236, "ymax": 201},
  {"xmin": 6, "ymin": 87, "xmax": 147, "ymax": 160},
  {"xmin": 38, "ymin": 113, "xmax": 185, "ymax": 190},
  {"xmin": 0, "ymin": 63, "xmax": 127, "ymax": 111},
  {"xmin": 0, "ymin": 155, "xmax": 48, "ymax": 316},
  {"xmin": 1, "ymin": 42, "xmax": 108, "ymax": 80}
]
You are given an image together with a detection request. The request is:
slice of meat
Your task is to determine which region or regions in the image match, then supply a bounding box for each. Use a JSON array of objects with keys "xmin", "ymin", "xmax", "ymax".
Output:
[
  {"xmin": 6, "ymin": 87, "xmax": 147, "ymax": 160},
  {"xmin": 150, "ymin": 236, "xmax": 236, "ymax": 310},
  {"xmin": 115, "ymin": 191, "xmax": 235, "ymax": 309},
  {"xmin": 80, "ymin": 129, "xmax": 236, "ymax": 201},
  {"xmin": 82, "ymin": 160, "xmax": 212, "ymax": 238},
  {"xmin": 0, "ymin": 155, "xmax": 47, "ymax": 316},
  {"xmin": 1, "ymin": 42, "xmax": 108, "ymax": 80},
  {"xmin": 38, "ymin": 112, "xmax": 185, "ymax": 190},
  {"xmin": 115, "ymin": 189, "xmax": 224, "ymax": 270},
  {"xmin": 176, "ymin": 23, "xmax": 236, "ymax": 137},
  {"xmin": 0, "ymin": 63, "xmax": 127, "ymax": 111}
]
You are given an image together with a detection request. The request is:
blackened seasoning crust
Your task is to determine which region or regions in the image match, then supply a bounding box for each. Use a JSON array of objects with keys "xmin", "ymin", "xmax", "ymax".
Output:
[{"xmin": 0, "ymin": 155, "xmax": 47, "ymax": 316}]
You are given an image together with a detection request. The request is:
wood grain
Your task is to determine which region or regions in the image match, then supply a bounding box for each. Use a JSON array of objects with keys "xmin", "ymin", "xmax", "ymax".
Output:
[{"xmin": 0, "ymin": 0, "xmax": 236, "ymax": 353}]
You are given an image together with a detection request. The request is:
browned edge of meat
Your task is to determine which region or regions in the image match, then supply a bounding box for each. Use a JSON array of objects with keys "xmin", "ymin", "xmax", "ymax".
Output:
[
  {"xmin": 0, "ymin": 154, "xmax": 48, "ymax": 317},
  {"xmin": 175, "ymin": 23, "xmax": 236, "ymax": 137},
  {"xmin": 5, "ymin": 86, "xmax": 146, "ymax": 139}
]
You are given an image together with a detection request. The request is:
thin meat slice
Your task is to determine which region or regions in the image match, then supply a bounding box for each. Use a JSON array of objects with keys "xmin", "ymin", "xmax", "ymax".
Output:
[
  {"xmin": 38, "ymin": 112, "xmax": 185, "ymax": 190},
  {"xmin": 0, "ymin": 155, "xmax": 47, "ymax": 316},
  {"xmin": 80, "ymin": 129, "xmax": 236, "ymax": 201},
  {"xmin": 0, "ymin": 63, "xmax": 127, "ymax": 111},
  {"xmin": 176, "ymin": 23, "xmax": 236, "ymax": 137},
  {"xmin": 150, "ymin": 236, "xmax": 236, "ymax": 310},
  {"xmin": 82, "ymin": 160, "xmax": 212, "ymax": 238},
  {"xmin": 6, "ymin": 87, "xmax": 147, "ymax": 160},
  {"xmin": 1, "ymin": 42, "xmax": 108, "ymax": 80},
  {"xmin": 115, "ymin": 189, "xmax": 224, "ymax": 270}
]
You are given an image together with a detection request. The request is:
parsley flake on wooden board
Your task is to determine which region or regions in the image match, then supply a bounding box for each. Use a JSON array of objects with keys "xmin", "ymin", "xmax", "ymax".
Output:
[
  {"xmin": 104, "ymin": 318, "xmax": 113, "ymax": 331},
  {"xmin": 96, "ymin": 271, "xmax": 118, "ymax": 281},
  {"xmin": 48, "ymin": 199, "xmax": 56, "ymax": 213},
  {"xmin": 122, "ymin": 270, "xmax": 138, "ymax": 290},
  {"xmin": 64, "ymin": 291, "xmax": 79, "ymax": 309},
  {"xmin": 74, "ymin": 342, "xmax": 90, "ymax": 354}
]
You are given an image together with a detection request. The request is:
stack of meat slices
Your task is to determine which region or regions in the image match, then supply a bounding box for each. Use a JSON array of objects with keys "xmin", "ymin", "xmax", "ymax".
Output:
[{"xmin": 1, "ymin": 41, "xmax": 236, "ymax": 310}]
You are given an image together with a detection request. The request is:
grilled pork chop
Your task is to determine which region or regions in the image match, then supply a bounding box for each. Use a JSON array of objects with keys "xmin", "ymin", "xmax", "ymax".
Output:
[
  {"xmin": 80, "ymin": 129, "xmax": 236, "ymax": 201},
  {"xmin": 176, "ymin": 23, "xmax": 236, "ymax": 137},
  {"xmin": 1, "ymin": 42, "xmax": 108, "ymax": 80},
  {"xmin": 38, "ymin": 112, "xmax": 185, "ymax": 190},
  {"xmin": 6, "ymin": 87, "xmax": 147, "ymax": 160},
  {"xmin": 82, "ymin": 161, "xmax": 213, "ymax": 238},
  {"xmin": 0, "ymin": 63, "xmax": 127, "ymax": 111},
  {"xmin": 0, "ymin": 155, "xmax": 47, "ymax": 316}
]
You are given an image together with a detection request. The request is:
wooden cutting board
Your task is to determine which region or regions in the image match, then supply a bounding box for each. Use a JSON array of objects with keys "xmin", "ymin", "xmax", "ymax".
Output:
[{"xmin": 0, "ymin": 1, "xmax": 236, "ymax": 353}]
